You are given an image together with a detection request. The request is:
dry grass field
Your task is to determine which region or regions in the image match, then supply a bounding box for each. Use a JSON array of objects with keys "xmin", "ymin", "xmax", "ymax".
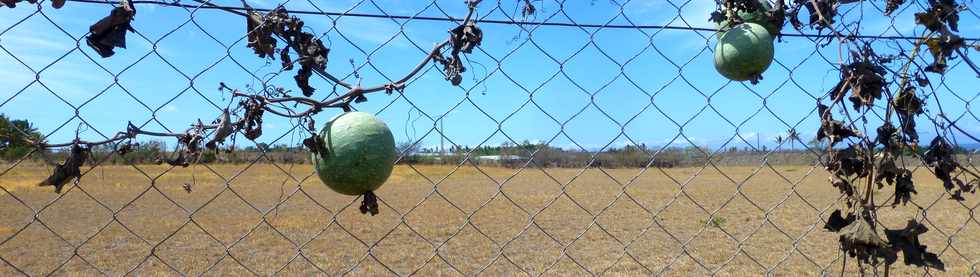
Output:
[{"xmin": 0, "ymin": 163, "xmax": 977, "ymax": 276}]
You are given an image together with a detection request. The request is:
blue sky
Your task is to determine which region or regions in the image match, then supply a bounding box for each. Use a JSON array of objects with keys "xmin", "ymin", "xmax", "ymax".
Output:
[{"xmin": 1, "ymin": 0, "xmax": 978, "ymax": 153}]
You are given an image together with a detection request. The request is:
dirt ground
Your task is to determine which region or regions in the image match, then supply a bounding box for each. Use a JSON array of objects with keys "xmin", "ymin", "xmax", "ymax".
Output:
[{"xmin": 0, "ymin": 163, "xmax": 976, "ymax": 276}]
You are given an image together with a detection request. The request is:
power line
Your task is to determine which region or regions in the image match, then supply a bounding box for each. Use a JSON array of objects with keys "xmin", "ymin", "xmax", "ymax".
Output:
[{"xmin": 64, "ymin": 0, "xmax": 980, "ymax": 42}]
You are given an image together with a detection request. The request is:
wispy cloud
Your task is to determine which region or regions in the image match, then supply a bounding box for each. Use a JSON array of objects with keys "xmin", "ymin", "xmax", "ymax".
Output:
[
  {"xmin": 0, "ymin": 51, "xmax": 112, "ymax": 100},
  {"xmin": 623, "ymin": 1, "xmax": 716, "ymax": 50},
  {"xmin": 626, "ymin": 0, "xmax": 716, "ymax": 28},
  {"xmin": 1, "ymin": 35, "xmax": 71, "ymax": 52},
  {"xmin": 325, "ymin": 18, "xmax": 415, "ymax": 49}
]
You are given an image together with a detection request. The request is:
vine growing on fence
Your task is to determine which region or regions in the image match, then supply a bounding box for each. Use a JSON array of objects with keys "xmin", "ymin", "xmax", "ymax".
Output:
[
  {"xmin": 2, "ymin": 0, "xmax": 979, "ymax": 273},
  {"xmin": 713, "ymin": 0, "xmax": 979, "ymax": 274},
  {"xmin": 7, "ymin": 0, "xmax": 485, "ymax": 215}
]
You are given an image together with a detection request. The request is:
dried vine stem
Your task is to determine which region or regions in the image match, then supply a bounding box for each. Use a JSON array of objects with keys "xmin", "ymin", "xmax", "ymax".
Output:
[
  {"xmin": 26, "ymin": 121, "xmax": 229, "ymax": 148},
  {"xmin": 28, "ymin": 0, "xmax": 481, "ymax": 148},
  {"xmin": 236, "ymin": 37, "xmax": 451, "ymax": 114},
  {"xmin": 22, "ymin": 1, "xmax": 485, "ymax": 207}
]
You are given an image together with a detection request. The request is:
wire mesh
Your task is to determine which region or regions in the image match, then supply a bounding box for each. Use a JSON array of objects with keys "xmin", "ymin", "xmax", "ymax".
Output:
[{"xmin": 0, "ymin": 0, "xmax": 979, "ymax": 276}]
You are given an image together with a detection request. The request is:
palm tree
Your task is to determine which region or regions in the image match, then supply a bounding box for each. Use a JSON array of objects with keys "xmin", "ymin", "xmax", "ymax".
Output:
[
  {"xmin": 0, "ymin": 114, "xmax": 43, "ymax": 160},
  {"xmin": 787, "ymin": 129, "xmax": 800, "ymax": 151}
]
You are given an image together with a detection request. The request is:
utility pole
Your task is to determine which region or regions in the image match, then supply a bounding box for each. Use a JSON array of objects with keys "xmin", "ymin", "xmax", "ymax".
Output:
[
  {"xmin": 440, "ymin": 117, "xmax": 445, "ymax": 157},
  {"xmin": 757, "ymin": 130, "xmax": 760, "ymax": 152}
]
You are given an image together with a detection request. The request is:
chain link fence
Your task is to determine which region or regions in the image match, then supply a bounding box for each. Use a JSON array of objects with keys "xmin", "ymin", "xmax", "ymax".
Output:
[{"xmin": 1, "ymin": 0, "xmax": 979, "ymax": 275}]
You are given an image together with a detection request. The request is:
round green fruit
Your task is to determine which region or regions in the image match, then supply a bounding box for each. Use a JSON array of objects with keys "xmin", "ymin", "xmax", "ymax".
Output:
[
  {"xmin": 716, "ymin": 0, "xmax": 779, "ymax": 36},
  {"xmin": 714, "ymin": 23, "xmax": 775, "ymax": 82},
  {"xmin": 312, "ymin": 112, "xmax": 396, "ymax": 196}
]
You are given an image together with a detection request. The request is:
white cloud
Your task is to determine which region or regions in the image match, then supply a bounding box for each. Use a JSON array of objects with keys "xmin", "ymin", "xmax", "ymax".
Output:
[
  {"xmin": 298, "ymin": 9, "xmax": 417, "ymax": 50},
  {"xmin": 0, "ymin": 35, "xmax": 70, "ymax": 52},
  {"xmin": 163, "ymin": 104, "xmax": 179, "ymax": 112}
]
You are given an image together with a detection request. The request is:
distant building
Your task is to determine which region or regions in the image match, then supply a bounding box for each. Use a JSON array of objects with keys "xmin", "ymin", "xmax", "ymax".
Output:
[
  {"xmin": 474, "ymin": 155, "xmax": 525, "ymax": 161},
  {"xmin": 413, "ymin": 152, "xmax": 446, "ymax": 157}
]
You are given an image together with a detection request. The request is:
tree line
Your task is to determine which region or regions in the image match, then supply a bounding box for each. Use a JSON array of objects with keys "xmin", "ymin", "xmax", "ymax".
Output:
[{"xmin": 2, "ymin": 115, "xmax": 975, "ymax": 168}]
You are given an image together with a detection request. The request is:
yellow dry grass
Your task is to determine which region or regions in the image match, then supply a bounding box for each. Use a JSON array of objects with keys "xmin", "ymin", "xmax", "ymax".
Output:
[{"xmin": 0, "ymin": 163, "xmax": 976, "ymax": 276}]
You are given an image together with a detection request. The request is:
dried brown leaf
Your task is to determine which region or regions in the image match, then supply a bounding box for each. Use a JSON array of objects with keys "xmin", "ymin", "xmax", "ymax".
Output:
[
  {"xmin": 894, "ymin": 87, "xmax": 923, "ymax": 145},
  {"xmin": 885, "ymin": 220, "xmax": 944, "ymax": 270},
  {"xmin": 884, "ymin": 0, "xmax": 904, "ymax": 15},
  {"xmin": 923, "ymin": 34, "xmax": 964, "ymax": 74},
  {"xmin": 894, "ymin": 169, "xmax": 916, "ymax": 206},
  {"xmin": 824, "ymin": 209, "xmax": 855, "ymax": 232},
  {"xmin": 38, "ymin": 144, "xmax": 90, "ymax": 193},
  {"xmin": 246, "ymin": 11, "xmax": 277, "ymax": 59},
  {"xmin": 816, "ymin": 103, "xmax": 862, "ymax": 146},
  {"xmin": 206, "ymin": 109, "xmax": 234, "ymax": 150},
  {"xmin": 839, "ymin": 218, "xmax": 897, "ymax": 266},
  {"xmin": 86, "ymin": 0, "xmax": 136, "ymax": 58}
]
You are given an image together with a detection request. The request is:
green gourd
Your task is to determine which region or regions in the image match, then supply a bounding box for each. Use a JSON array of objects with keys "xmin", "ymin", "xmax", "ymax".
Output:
[
  {"xmin": 714, "ymin": 23, "xmax": 775, "ymax": 82},
  {"xmin": 312, "ymin": 112, "xmax": 396, "ymax": 196}
]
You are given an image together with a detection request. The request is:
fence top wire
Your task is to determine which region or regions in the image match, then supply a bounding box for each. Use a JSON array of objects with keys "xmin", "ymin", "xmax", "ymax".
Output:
[{"xmin": 62, "ymin": 0, "xmax": 980, "ymax": 42}]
